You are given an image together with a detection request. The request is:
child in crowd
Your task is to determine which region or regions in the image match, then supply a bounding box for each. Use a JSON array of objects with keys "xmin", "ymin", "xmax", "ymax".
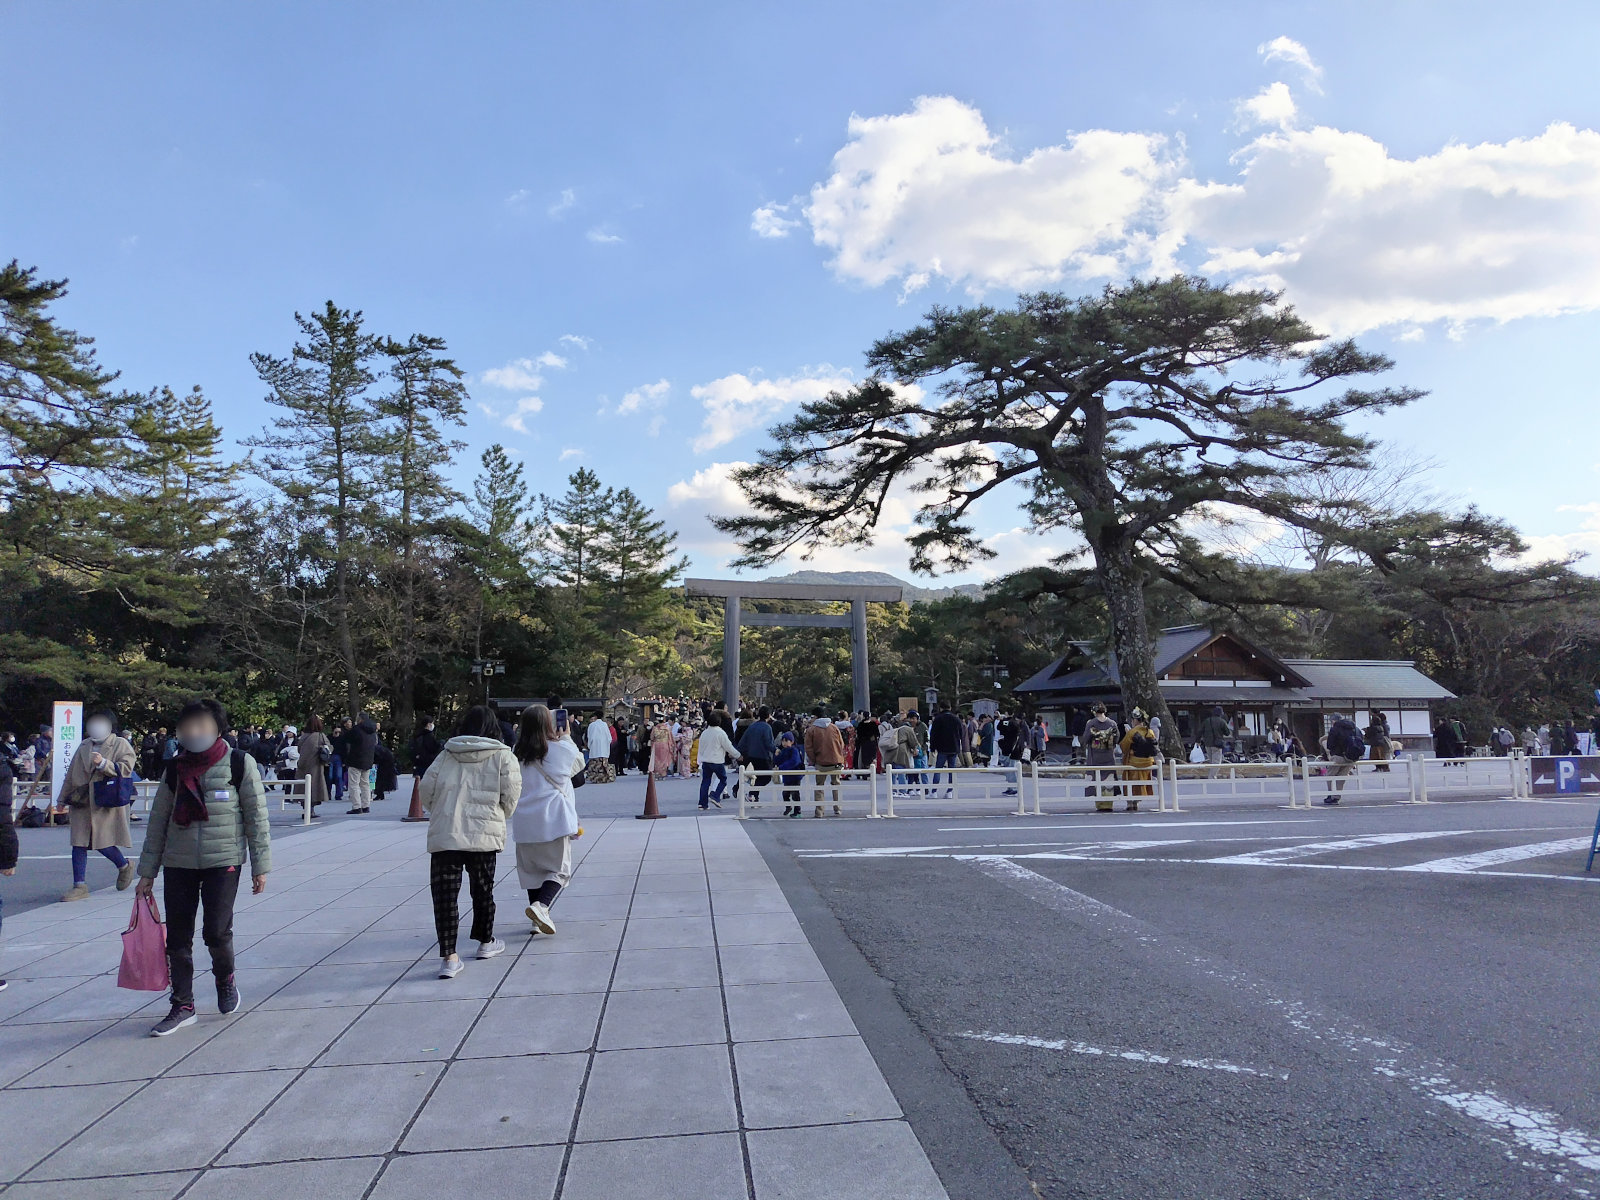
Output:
[{"xmin": 776, "ymin": 732, "xmax": 805, "ymax": 819}]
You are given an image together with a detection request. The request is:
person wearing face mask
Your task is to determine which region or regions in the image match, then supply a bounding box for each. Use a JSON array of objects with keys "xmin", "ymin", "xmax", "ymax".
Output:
[
  {"xmin": 137, "ymin": 697, "xmax": 272, "ymax": 1036},
  {"xmin": 59, "ymin": 709, "xmax": 137, "ymax": 902}
]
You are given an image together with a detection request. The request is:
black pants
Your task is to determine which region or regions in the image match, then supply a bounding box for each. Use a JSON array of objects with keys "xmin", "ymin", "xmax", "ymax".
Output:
[
  {"xmin": 431, "ymin": 849, "xmax": 497, "ymax": 958},
  {"xmin": 164, "ymin": 865, "xmax": 242, "ymax": 1006}
]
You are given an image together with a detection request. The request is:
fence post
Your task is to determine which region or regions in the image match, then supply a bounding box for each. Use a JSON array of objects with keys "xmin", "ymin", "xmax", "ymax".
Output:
[
  {"xmin": 1417, "ymin": 757, "xmax": 1430, "ymax": 804},
  {"xmin": 869, "ymin": 767, "xmax": 879, "ymax": 818},
  {"xmin": 886, "ymin": 768, "xmax": 897, "ymax": 818}
]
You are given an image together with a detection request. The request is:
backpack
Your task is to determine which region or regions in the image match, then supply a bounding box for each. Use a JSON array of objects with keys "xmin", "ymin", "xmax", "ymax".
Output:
[
  {"xmin": 1450, "ymin": 719, "xmax": 1467, "ymax": 746},
  {"xmin": 164, "ymin": 749, "xmax": 249, "ymax": 797},
  {"xmin": 1331, "ymin": 722, "xmax": 1365, "ymax": 760},
  {"xmin": 878, "ymin": 725, "xmax": 898, "ymax": 751}
]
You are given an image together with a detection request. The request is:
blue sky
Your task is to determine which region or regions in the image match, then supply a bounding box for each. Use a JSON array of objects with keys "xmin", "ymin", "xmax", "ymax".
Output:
[{"xmin": 6, "ymin": 1, "xmax": 1599, "ymax": 578}]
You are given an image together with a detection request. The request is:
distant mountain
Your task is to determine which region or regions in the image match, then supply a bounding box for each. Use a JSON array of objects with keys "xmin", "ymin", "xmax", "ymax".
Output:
[{"xmin": 759, "ymin": 569, "xmax": 986, "ymax": 603}]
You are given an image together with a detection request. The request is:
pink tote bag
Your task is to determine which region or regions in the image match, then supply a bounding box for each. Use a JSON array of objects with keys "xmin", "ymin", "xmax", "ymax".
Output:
[{"xmin": 118, "ymin": 894, "xmax": 170, "ymax": 991}]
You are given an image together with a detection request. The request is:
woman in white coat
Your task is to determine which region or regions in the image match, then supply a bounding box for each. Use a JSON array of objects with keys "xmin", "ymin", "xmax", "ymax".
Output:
[{"xmin": 512, "ymin": 704, "xmax": 586, "ymax": 936}]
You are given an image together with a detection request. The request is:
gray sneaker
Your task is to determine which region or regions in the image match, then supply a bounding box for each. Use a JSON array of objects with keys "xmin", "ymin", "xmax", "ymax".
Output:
[
  {"xmin": 218, "ymin": 976, "xmax": 241, "ymax": 1016},
  {"xmin": 151, "ymin": 1005, "xmax": 197, "ymax": 1037}
]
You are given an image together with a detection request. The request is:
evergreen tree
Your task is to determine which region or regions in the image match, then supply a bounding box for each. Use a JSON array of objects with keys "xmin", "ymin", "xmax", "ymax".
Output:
[
  {"xmin": 588, "ymin": 487, "xmax": 689, "ymax": 701},
  {"xmin": 465, "ymin": 443, "xmax": 536, "ymax": 658},
  {"xmin": 715, "ymin": 278, "xmax": 1421, "ymax": 755},
  {"xmin": 371, "ymin": 334, "xmax": 467, "ymax": 738},
  {"xmin": 247, "ymin": 303, "xmax": 382, "ymax": 717}
]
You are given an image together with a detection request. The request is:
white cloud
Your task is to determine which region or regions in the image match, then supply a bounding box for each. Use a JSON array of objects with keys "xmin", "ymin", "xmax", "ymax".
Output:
[
  {"xmin": 559, "ymin": 447, "xmax": 585, "ymax": 461},
  {"xmin": 480, "ymin": 394, "xmax": 545, "ymax": 435},
  {"xmin": 586, "ymin": 226, "xmax": 623, "ymax": 244},
  {"xmin": 690, "ymin": 368, "xmax": 855, "ymax": 453},
  {"xmin": 751, "ymin": 201, "xmax": 801, "ymax": 239},
  {"xmin": 505, "ymin": 188, "xmax": 531, "ymax": 207},
  {"xmin": 804, "ymin": 95, "xmax": 1177, "ymax": 296},
  {"xmin": 782, "ymin": 89, "xmax": 1600, "ymax": 336},
  {"xmin": 1258, "ymin": 36, "xmax": 1324, "ymax": 92},
  {"xmin": 1174, "ymin": 120, "xmax": 1600, "ymax": 334},
  {"xmin": 536, "ymin": 350, "xmax": 568, "ymax": 369},
  {"xmin": 559, "ymin": 333, "xmax": 592, "ymax": 351},
  {"xmin": 549, "ymin": 188, "xmax": 575, "ymax": 218},
  {"xmin": 1521, "ymin": 503, "xmax": 1600, "ymax": 568},
  {"xmin": 1235, "ymin": 82, "xmax": 1297, "ymax": 131},
  {"xmin": 617, "ymin": 378, "xmax": 671, "ymax": 416},
  {"xmin": 480, "ymin": 358, "xmax": 546, "ymax": 391}
]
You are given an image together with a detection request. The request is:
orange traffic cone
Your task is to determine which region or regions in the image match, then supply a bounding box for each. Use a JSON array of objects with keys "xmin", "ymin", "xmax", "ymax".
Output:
[
  {"xmin": 401, "ymin": 776, "xmax": 427, "ymax": 823},
  {"xmin": 636, "ymin": 773, "xmax": 666, "ymax": 820}
]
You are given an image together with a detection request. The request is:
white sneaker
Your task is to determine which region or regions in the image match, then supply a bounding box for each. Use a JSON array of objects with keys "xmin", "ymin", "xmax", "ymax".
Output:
[
  {"xmin": 525, "ymin": 902, "xmax": 557, "ymax": 935},
  {"xmin": 438, "ymin": 957, "xmax": 465, "ymax": 979},
  {"xmin": 476, "ymin": 939, "xmax": 506, "ymax": 960}
]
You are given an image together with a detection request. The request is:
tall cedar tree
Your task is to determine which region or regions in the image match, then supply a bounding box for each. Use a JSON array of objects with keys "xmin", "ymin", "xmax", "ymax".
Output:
[
  {"xmin": 0, "ymin": 263, "xmax": 232, "ymax": 713},
  {"xmin": 372, "ymin": 334, "xmax": 467, "ymax": 739},
  {"xmin": 589, "ymin": 487, "xmax": 689, "ymax": 701},
  {"xmin": 466, "ymin": 443, "xmax": 537, "ymax": 658},
  {"xmin": 715, "ymin": 278, "xmax": 1422, "ymax": 754},
  {"xmin": 248, "ymin": 303, "xmax": 382, "ymax": 717}
]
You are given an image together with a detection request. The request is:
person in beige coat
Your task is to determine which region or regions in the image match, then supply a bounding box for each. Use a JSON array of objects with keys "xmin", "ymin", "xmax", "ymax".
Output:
[
  {"xmin": 294, "ymin": 716, "xmax": 331, "ymax": 811},
  {"xmin": 420, "ymin": 705, "xmax": 521, "ymax": 979},
  {"xmin": 60, "ymin": 710, "xmax": 137, "ymax": 901}
]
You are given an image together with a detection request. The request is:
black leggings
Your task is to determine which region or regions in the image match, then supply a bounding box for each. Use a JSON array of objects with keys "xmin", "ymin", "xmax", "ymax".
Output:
[
  {"xmin": 527, "ymin": 880, "xmax": 562, "ymax": 906},
  {"xmin": 430, "ymin": 850, "xmax": 497, "ymax": 957},
  {"xmin": 164, "ymin": 865, "xmax": 242, "ymax": 1006}
]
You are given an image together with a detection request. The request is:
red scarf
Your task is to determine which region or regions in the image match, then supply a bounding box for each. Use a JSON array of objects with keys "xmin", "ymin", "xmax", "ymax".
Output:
[{"xmin": 173, "ymin": 738, "xmax": 230, "ymax": 827}]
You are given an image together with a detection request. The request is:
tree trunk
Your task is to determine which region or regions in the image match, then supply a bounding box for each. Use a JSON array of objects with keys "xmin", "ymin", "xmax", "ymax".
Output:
[
  {"xmin": 1092, "ymin": 535, "xmax": 1183, "ymax": 759},
  {"xmin": 334, "ymin": 532, "xmax": 359, "ymax": 718}
]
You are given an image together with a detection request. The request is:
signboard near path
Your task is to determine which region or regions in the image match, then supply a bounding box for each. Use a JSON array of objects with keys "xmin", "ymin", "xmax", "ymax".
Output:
[
  {"xmin": 1530, "ymin": 756, "xmax": 1600, "ymax": 796},
  {"xmin": 50, "ymin": 700, "xmax": 82, "ymax": 805}
]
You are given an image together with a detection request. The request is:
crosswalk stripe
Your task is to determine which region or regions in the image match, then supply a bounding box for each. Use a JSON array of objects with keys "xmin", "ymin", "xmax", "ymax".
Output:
[
  {"xmin": 1395, "ymin": 837, "xmax": 1596, "ymax": 873},
  {"xmin": 1207, "ymin": 831, "xmax": 1479, "ymax": 866}
]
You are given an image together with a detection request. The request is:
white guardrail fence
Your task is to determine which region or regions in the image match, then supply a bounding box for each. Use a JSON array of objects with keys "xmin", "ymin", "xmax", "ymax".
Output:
[
  {"xmin": 131, "ymin": 776, "xmax": 314, "ymax": 824},
  {"xmin": 736, "ymin": 752, "xmax": 1534, "ymax": 818}
]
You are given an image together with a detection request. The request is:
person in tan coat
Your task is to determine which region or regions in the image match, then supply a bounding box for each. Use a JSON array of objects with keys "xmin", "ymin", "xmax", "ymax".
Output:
[
  {"xmin": 294, "ymin": 717, "xmax": 331, "ymax": 811},
  {"xmin": 420, "ymin": 705, "xmax": 521, "ymax": 979},
  {"xmin": 60, "ymin": 709, "xmax": 137, "ymax": 901},
  {"xmin": 803, "ymin": 707, "xmax": 848, "ymax": 818}
]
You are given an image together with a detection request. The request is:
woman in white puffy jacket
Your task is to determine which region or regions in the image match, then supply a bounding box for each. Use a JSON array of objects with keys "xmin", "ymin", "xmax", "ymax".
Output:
[{"xmin": 511, "ymin": 704, "xmax": 586, "ymax": 936}]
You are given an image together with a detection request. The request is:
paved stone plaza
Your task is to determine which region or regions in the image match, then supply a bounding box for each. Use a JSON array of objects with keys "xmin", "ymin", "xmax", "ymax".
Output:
[{"xmin": 0, "ymin": 805, "xmax": 948, "ymax": 1200}]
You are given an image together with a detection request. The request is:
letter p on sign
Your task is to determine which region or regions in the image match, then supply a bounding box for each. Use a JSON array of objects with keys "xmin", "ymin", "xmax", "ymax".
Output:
[{"xmin": 1558, "ymin": 759, "xmax": 1579, "ymax": 793}]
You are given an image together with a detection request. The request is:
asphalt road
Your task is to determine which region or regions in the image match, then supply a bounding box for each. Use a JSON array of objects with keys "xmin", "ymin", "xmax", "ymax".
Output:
[{"xmin": 753, "ymin": 796, "xmax": 1600, "ymax": 1200}]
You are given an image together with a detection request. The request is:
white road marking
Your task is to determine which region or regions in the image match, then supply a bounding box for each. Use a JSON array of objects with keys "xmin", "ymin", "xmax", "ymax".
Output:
[
  {"xmin": 953, "ymin": 1030, "xmax": 1290, "ymax": 1080},
  {"xmin": 935, "ymin": 820, "xmax": 1318, "ymax": 832},
  {"xmin": 1207, "ymin": 830, "xmax": 1481, "ymax": 866},
  {"xmin": 966, "ymin": 856, "xmax": 1600, "ymax": 1183},
  {"xmin": 1396, "ymin": 837, "xmax": 1597, "ymax": 874}
]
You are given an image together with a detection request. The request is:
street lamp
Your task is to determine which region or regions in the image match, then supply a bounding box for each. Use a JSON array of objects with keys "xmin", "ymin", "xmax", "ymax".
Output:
[
  {"xmin": 470, "ymin": 659, "xmax": 506, "ymax": 703},
  {"xmin": 982, "ymin": 654, "xmax": 1010, "ymax": 691},
  {"xmin": 923, "ymin": 685, "xmax": 939, "ymax": 711}
]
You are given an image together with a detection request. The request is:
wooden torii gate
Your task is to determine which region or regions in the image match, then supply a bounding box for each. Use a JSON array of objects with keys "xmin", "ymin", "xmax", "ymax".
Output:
[{"xmin": 685, "ymin": 578, "xmax": 903, "ymax": 713}]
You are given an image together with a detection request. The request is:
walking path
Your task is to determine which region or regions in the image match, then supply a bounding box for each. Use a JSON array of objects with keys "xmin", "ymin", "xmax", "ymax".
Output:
[{"xmin": 0, "ymin": 813, "xmax": 948, "ymax": 1199}]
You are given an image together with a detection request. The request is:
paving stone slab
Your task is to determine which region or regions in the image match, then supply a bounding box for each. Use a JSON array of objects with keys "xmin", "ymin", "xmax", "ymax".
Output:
[
  {"xmin": 747, "ymin": 1121, "xmax": 948, "ymax": 1200},
  {"xmin": 0, "ymin": 1080, "xmax": 140, "ymax": 1183},
  {"xmin": 379, "ymin": 952, "xmax": 513, "ymax": 1003},
  {"xmin": 714, "ymin": 912, "xmax": 807, "ymax": 946},
  {"xmin": 725, "ymin": 981, "xmax": 858, "ymax": 1043},
  {"xmin": 622, "ymin": 915, "xmax": 716, "ymax": 951},
  {"xmin": 402, "ymin": 1053, "xmax": 587, "ymax": 1151},
  {"xmin": 562, "ymin": 1132, "xmax": 748, "ymax": 1200},
  {"xmin": 29, "ymin": 1069, "xmax": 295, "ymax": 1179},
  {"xmin": 168, "ymin": 1006, "xmax": 363, "ymax": 1076},
  {"xmin": 257, "ymin": 959, "xmax": 410, "ymax": 1009},
  {"xmin": 183, "ymin": 1156, "xmax": 384, "ymax": 1200},
  {"xmin": 459, "ymin": 992, "xmax": 604, "ymax": 1057},
  {"xmin": 319, "ymin": 997, "xmax": 486, "ymax": 1065},
  {"xmin": 498, "ymin": 949, "xmax": 617, "ymax": 997},
  {"xmin": 576, "ymin": 1043, "xmax": 738, "ymax": 1140},
  {"xmin": 370, "ymin": 1145, "xmax": 563, "ymax": 1200},
  {"xmin": 736, "ymin": 1037, "xmax": 902, "ymax": 1129},
  {"xmin": 0, "ymin": 1019, "xmax": 113, "ymax": 1088},
  {"xmin": 2, "ymin": 1169, "xmax": 196, "ymax": 1199},
  {"xmin": 598, "ymin": 986, "xmax": 728, "ymax": 1050},
  {"xmin": 612, "ymin": 946, "xmax": 721, "ymax": 991},
  {"xmin": 520, "ymin": 919, "xmax": 626, "ymax": 956},
  {"xmin": 15, "ymin": 1014, "xmax": 228, "ymax": 1086},
  {"xmin": 220, "ymin": 1061, "xmax": 442, "ymax": 1163},
  {"xmin": 718, "ymin": 942, "xmax": 829, "ymax": 986}
]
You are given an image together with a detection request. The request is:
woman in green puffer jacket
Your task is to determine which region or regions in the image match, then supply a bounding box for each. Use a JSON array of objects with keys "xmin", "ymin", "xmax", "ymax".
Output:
[{"xmin": 137, "ymin": 697, "xmax": 272, "ymax": 1038}]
